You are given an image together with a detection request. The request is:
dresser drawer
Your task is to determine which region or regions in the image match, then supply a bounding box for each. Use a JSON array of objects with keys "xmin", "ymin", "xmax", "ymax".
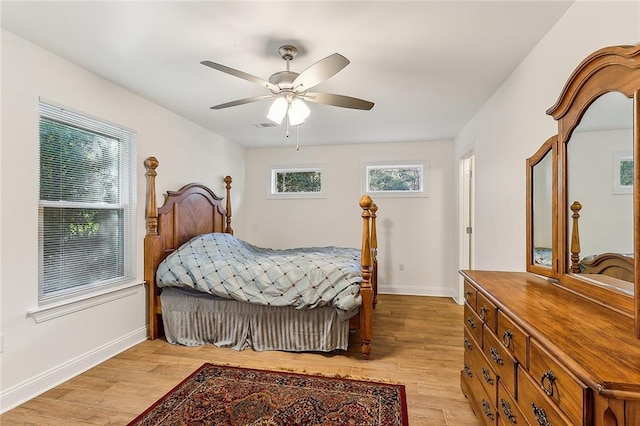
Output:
[
  {"xmin": 464, "ymin": 280, "xmax": 478, "ymax": 310},
  {"xmin": 472, "ymin": 340, "xmax": 500, "ymax": 404},
  {"xmin": 463, "ymin": 330, "xmax": 478, "ymax": 384},
  {"xmin": 497, "ymin": 381, "xmax": 527, "ymax": 426},
  {"xmin": 484, "ymin": 325, "xmax": 518, "ymax": 398},
  {"xmin": 465, "ymin": 336, "xmax": 498, "ymax": 404},
  {"xmin": 465, "ymin": 302, "xmax": 483, "ymax": 347},
  {"xmin": 477, "ymin": 291, "xmax": 498, "ymax": 332},
  {"xmin": 462, "ymin": 363, "xmax": 499, "ymax": 426},
  {"xmin": 464, "ymin": 327, "xmax": 480, "ymax": 356},
  {"xmin": 497, "ymin": 310, "xmax": 529, "ymax": 369},
  {"xmin": 518, "ymin": 365, "xmax": 572, "ymax": 426},
  {"xmin": 529, "ymin": 340, "xmax": 590, "ymax": 425}
]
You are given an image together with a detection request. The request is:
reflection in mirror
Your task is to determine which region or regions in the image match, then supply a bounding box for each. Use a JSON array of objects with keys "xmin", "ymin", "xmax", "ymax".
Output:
[
  {"xmin": 532, "ymin": 150, "xmax": 553, "ymax": 269},
  {"xmin": 567, "ymin": 91, "xmax": 634, "ymax": 295}
]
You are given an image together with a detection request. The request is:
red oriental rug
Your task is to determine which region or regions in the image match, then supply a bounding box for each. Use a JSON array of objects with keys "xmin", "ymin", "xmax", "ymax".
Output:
[{"xmin": 128, "ymin": 363, "xmax": 408, "ymax": 425}]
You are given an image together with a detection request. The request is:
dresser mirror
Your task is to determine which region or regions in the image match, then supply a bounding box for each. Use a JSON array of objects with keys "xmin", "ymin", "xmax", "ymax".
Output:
[
  {"xmin": 566, "ymin": 91, "xmax": 634, "ymax": 295},
  {"xmin": 543, "ymin": 44, "xmax": 639, "ymax": 337},
  {"xmin": 526, "ymin": 135, "xmax": 557, "ymax": 278}
]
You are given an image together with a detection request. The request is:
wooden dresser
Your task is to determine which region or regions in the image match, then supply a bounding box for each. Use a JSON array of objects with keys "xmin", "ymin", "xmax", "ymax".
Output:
[{"xmin": 460, "ymin": 270, "xmax": 640, "ymax": 426}]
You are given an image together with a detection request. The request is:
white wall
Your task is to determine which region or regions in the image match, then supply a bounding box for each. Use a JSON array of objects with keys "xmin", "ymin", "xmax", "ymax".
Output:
[
  {"xmin": 455, "ymin": 1, "xmax": 640, "ymax": 277},
  {"xmin": 0, "ymin": 30, "xmax": 245, "ymax": 411},
  {"xmin": 243, "ymin": 140, "xmax": 456, "ymax": 297},
  {"xmin": 568, "ymin": 128, "xmax": 633, "ymax": 255}
]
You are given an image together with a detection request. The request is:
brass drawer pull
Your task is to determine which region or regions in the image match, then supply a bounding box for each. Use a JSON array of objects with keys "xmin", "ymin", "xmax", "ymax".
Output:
[
  {"xmin": 464, "ymin": 337, "xmax": 473, "ymax": 351},
  {"xmin": 464, "ymin": 291, "xmax": 471, "ymax": 302},
  {"xmin": 490, "ymin": 347, "xmax": 504, "ymax": 366},
  {"xmin": 540, "ymin": 369, "xmax": 556, "ymax": 397},
  {"xmin": 482, "ymin": 367, "xmax": 494, "ymax": 385},
  {"xmin": 500, "ymin": 398, "xmax": 517, "ymax": 424},
  {"xmin": 479, "ymin": 306, "xmax": 488, "ymax": 321},
  {"xmin": 482, "ymin": 399, "xmax": 495, "ymax": 421},
  {"xmin": 531, "ymin": 402, "xmax": 552, "ymax": 426},
  {"xmin": 502, "ymin": 329, "xmax": 513, "ymax": 348},
  {"xmin": 466, "ymin": 316, "xmax": 477, "ymax": 329},
  {"xmin": 463, "ymin": 363, "xmax": 473, "ymax": 378}
]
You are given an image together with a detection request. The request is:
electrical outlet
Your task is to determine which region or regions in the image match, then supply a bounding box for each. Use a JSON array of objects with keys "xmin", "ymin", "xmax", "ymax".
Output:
[{"xmin": 399, "ymin": 263, "xmax": 405, "ymax": 272}]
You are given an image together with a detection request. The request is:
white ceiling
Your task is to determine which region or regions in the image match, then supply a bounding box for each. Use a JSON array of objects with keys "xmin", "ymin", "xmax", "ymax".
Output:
[{"xmin": 1, "ymin": 1, "xmax": 573, "ymax": 148}]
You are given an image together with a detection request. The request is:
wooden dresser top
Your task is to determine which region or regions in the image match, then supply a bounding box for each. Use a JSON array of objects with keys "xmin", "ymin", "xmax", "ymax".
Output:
[{"xmin": 460, "ymin": 270, "xmax": 640, "ymax": 398}]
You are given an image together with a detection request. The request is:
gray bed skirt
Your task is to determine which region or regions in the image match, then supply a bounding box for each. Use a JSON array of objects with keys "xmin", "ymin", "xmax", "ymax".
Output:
[{"xmin": 160, "ymin": 287, "xmax": 354, "ymax": 352}]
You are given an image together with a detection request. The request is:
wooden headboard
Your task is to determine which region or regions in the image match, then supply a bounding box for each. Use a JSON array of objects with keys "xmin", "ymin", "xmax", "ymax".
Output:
[
  {"xmin": 569, "ymin": 200, "xmax": 634, "ymax": 284},
  {"xmin": 143, "ymin": 156, "xmax": 233, "ymax": 339}
]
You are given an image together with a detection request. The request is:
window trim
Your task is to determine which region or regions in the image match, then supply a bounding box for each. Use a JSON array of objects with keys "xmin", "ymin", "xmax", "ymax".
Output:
[
  {"xmin": 38, "ymin": 99, "xmax": 137, "ymax": 306},
  {"xmin": 362, "ymin": 161, "xmax": 429, "ymax": 198},
  {"xmin": 27, "ymin": 281, "xmax": 143, "ymax": 323},
  {"xmin": 267, "ymin": 164, "xmax": 326, "ymax": 199}
]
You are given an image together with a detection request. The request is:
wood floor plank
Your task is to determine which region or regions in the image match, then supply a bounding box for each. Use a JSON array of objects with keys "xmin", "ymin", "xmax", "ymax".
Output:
[{"xmin": 0, "ymin": 294, "xmax": 480, "ymax": 425}]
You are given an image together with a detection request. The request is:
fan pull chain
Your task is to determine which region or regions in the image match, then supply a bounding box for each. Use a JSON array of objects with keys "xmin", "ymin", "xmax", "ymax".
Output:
[{"xmin": 296, "ymin": 125, "xmax": 300, "ymax": 151}]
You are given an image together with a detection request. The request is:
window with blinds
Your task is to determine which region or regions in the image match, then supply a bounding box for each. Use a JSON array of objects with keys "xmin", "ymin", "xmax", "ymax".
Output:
[{"xmin": 38, "ymin": 100, "xmax": 137, "ymax": 304}]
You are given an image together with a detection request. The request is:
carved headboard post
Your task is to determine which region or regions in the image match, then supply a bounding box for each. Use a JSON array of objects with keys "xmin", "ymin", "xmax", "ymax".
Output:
[
  {"xmin": 144, "ymin": 157, "xmax": 159, "ymax": 236},
  {"xmin": 370, "ymin": 203, "xmax": 378, "ymax": 307},
  {"xmin": 570, "ymin": 201, "xmax": 582, "ymax": 273},
  {"xmin": 359, "ymin": 195, "xmax": 373, "ymax": 359},
  {"xmin": 143, "ymin": 156, "xmax": 162, "ymax": 339},
  {"xmin": 224, "ymin": 175, "xmax": 234, "ymax": 235}
]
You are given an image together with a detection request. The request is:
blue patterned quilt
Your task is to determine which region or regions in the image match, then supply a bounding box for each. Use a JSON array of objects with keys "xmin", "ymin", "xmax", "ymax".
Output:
[{"xmin": 156, "ymin": 233, "xmax": 363, "ymax": 313}]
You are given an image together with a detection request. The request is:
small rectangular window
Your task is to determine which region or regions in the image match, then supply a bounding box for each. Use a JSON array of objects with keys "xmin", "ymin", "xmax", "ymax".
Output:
[
  {"xmin": 38, "ymin": 100, "xmax": 137, "ymax": 304},
  {"xmin": 269, "ymin": 166, "xmax": 325, "ymax": 199},
  {"xmin": 364, "ymin": 162, "xmax": 429, "ymax": 197}
]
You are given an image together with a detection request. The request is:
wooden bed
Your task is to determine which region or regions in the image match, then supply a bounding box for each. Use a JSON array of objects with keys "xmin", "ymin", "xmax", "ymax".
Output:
[
  {"xmin": 569, "ymin": 200, "xmax": 634, "ymax": 290},
  {"xmin": 143, "ymin": 156, "xmax": 379, "ymax": 358}
]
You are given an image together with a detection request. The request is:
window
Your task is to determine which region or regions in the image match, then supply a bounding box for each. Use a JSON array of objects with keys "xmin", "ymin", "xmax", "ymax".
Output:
[
  {"xmin": 363, "ymin": 162, "xmax": 429, "ymax": 197},
  {"xmin": 269, "ymin": 166, "xmax": 325, "ymax": 199},
  {"xmin": 38, "ymin": 100, "xmax": 137, "ymax": 305}
]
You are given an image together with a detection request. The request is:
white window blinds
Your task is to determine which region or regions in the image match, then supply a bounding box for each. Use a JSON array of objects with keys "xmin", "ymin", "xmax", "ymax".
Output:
[{"xmin": 38, "ymin": 100, "xmax": 137, "ymax": 304}]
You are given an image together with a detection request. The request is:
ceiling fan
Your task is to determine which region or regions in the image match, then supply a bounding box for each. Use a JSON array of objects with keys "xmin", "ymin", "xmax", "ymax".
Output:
[{"xmin": 201, "ymin": 45, "xmax": 374, "ymax": 126}]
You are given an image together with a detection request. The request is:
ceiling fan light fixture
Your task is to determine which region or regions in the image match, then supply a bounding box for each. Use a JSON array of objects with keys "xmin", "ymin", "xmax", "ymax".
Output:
[
  {"xmin": 288, "ymin": 99, "xmax": 310, "ymax": 126},
  {"xmin": 267, "ymin": 97, "xmax": 288, "ymax": 124},
  {"xmin": 203, "ymin": 44, "xmax": 374, "ymax": 133}
]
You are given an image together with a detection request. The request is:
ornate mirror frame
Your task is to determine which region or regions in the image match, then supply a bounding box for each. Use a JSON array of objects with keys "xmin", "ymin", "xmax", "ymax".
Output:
[
  {"xmin": 526, "ymin": 135, "xmax": 558, "ymax": 278},
  {"xmin": 546, "ymin": 45, "xmax": 640, "ymax": 338}
]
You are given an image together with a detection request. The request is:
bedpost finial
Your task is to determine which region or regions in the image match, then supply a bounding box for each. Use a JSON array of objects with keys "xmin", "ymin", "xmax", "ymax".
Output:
[
  {"xmin": 224, "ymin": 175, "xmax": 234, "ymax": 235},
  {"xmin": 359, "ymin": 194, "xmax": 373, "ymax": 209},
  {"xmin": 144, "ymin": 156, "xmax": 159, "ymax": 173},
  {"xmin": 570, "ymin": 200, "xmax": 582, "ymax": 214}
]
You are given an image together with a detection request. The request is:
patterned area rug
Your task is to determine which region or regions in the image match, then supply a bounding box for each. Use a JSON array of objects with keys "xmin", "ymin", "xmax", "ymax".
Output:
[{"xmin": 128, "ymin": 363, "xmax": 408, "ymax": 425}]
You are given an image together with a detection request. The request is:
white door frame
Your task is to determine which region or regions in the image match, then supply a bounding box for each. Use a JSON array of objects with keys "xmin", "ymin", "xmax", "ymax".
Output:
[{"xmin": 457, "ymin": 154, "xmax": 475, "ymax": 304}]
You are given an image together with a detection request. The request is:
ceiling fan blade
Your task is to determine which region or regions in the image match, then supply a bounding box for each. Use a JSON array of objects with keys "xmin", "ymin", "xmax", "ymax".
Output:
[
  {"xmin": 210, "ymin": 95, "xmax": 276, "ymax": 110},
  {"xmin": 292, "ymin": 53, "xmax": 350, "ymax": 92},
  {"xmin": 303, "ymin": 92, "xmax": 374, "ymax": 110},
  {"xmin": 201, "ymin": 60, "xmax": 280, "ymax": 92}
]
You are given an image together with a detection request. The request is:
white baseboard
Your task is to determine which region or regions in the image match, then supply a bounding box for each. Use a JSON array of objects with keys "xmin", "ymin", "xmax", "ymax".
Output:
[
  {"xmin": 379, "ymin": 285, "xmax": 457, "ymax": 299},
  {"xmin": 0, "ymin": 327, "xmax": 147, "ymax": 414}
]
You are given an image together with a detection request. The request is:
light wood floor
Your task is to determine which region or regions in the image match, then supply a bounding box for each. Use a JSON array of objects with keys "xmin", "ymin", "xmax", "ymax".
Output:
[{"xmin": 1, "ymin": 294, "xmax": 480, "ymax": 425}]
